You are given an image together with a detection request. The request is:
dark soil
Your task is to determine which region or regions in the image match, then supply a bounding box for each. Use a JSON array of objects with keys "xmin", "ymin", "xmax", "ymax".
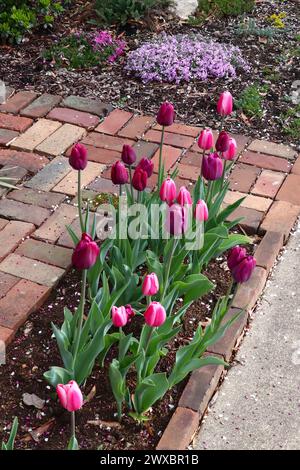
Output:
[
  {"xmin": 0, "ymin": 258, "xmax": 231, "ymax": 450},
  {"xmin": 0, "ymin": 1, "xmax": 299, "ymax": 147}
]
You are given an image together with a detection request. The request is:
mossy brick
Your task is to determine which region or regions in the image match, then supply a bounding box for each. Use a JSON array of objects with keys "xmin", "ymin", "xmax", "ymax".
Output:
[
  {"xmin": 21, "ymin": 94, "xmax": 62, "ymax": 118},
  {"xmin": 16, "ymin": 239, "xmax": 72, "ymax": 269},
  {"xmin": 25, "ymin": 156, "xmax": 71, "ymax": 191},
  {"xmin": 62, "ymin": 96, "xmax": 113, "ymax": 117},
  {"xmin": 0, "ymin": 199, "xmax": 50, "ymax": 226},
  {"xmin": 7, "ymin": 188, "xmax": 65, "ymax": 209}
]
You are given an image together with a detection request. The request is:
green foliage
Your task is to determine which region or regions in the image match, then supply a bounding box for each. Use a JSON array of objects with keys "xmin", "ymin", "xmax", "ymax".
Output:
[
  {"xmin": 0, "ymin": 0, "xmax": 65, "ymax": 44},
  {"xmin": 235, "ymin": 18, "xmax": 281, "ymax": 40},
  {"xmin": 43, "ymin": 35, "xmax": 101, "ymax": 69},
  {"xmin": 94, "ymin": 0, "xmax": 170, "ymax": 26},
  {"xmin": 236, "ymin": 84, "xmax": 268, "ymax": 118},
  {"xmin": 198, "ymin": 0, "xmax": 254, "ymax": 17},
  {"xmin": 2, "ymin": 417, "xmax": 18, "ymax": 450},
  {"xmin": 281, "ymin": 104, "xmax": 300, "ymax": 139}
]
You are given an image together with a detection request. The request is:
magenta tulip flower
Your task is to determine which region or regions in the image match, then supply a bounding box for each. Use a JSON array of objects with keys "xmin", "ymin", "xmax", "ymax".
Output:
[
  {"xmin": 142, "ymin": 273, "xmax": 159, "ymax": 296},
  {"xmin": 121, "ymin": 144, "xmax": 136, "ymax": 166},
  {"xmin": 198, "ymin": 128, "xmax": 214, "ymax": 151},
  {"xmin": 132, "ymin": 167, "xmax": 148, "ymax": 191},
  {"xmin": 232, "ymin": 256, "xmax": 256, "ymax": 283},
  {"xmin": 216, "ymin": 131, "xmax": 230, "ymax": 153},
  {"xmin": 137, "ymin": 157, "xmax": 154, "ymax": 177},
  {"xmin": 165, "ymin": 203, "xmax": 188, "ymax": 236},
  {"xmin": 201, "ymin": 152, "xmax": 224, "ymax": 181},
  {"xmin": 157, "ymin": 102, "xmax": 175, "ymax": 127},
  {"xmin": 144, "ymin": 302, "xmax": 166, "ymax": 327},
  {"xmin": 227, "ymin": 246, "xmax": 247, "ymax": 271},
  {"xmin": 56, "ymin": 381, "xmax": 83, "ymax": 412},
  {"xmin": 69, "ymin": 143, "xmax": 88, "ymax": 171},
  {"xmin": 72, "ymin": 233, "xmax": 100, "ymax": 270},
  {"xmin": 111, "ymin": 306, "xmax": 128, "ymax": 327},
  {"xmin": 217, "ymin": 91, "xmax": 233, "ymax": 116},
  {"xmin": 125, "ymin": 304, "xmax": 135, "ymax": 322},
  {"xmin": 194, "ymin": 199, "xmax": 209, "ymax": 222},
  {"xmin": 223, "ymin": 137, "xmax": 237, "ymax": 161},
  {"xmin": 159, "ymin": 177, "xmax": 176, "ymax": 205},
  {"xmin": 177, "ymin": 186, "xmax": 192, "ymax": 206},
  {"xmin": 111, "ymin": 161, "xmax": 129, "ymax": 185}
]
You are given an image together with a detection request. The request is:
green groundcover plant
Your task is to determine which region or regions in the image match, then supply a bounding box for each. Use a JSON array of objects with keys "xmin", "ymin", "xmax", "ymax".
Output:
[
  {"xmin": 94, "ymin": 0, "xmax": 171, "ymax": 26},
  {"xmin": 42, "ymin": 91, "xmax": 256, "ymax": 448}
]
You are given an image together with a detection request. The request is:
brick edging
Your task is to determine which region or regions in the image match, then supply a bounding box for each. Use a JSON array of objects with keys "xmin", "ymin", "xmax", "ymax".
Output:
[{"xmin": 156, "ymin": 227, "xmax": 289, "ymax": 450}]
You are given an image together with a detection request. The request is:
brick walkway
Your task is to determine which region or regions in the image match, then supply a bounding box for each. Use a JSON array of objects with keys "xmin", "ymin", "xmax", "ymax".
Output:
[{"xmin": 0, "ymin": 89, "xmax": 299, "ymax": 347}]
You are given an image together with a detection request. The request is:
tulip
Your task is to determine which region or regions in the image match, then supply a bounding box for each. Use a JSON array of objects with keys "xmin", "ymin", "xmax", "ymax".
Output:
[
  {"xmin": 227, "ymin": 246, "xmax": 247, "ymax": 271},
  {"xmin": 72, "ymin": 233, "xmax": 100, "ymax": 270},
  {"xmin": 111, "ymin": 306, "xmax": 128, "ymax": 327},
  {"xmin": 223, "ymin": 137, "xmax": 237, "ymax": 161},
  {"xmin": 217, "ymin": 91, "xmax": 233, "ymax": 116},
  {"xmin": 165, "ymin": 203, "xmax": 187, "ymax": 236},
  {"xmin": 216, "ymin": 131, "xmax": 230, "ymax": 153},
  {"xmin": 69, "ymin": 143, "xmax": 88, "ymax": 171},
  {"xmin": 157, "ymin": 102, "xmax": 175, "ymax": 127},
  {"xmin": 111, "ymin": 161, "xmax": 129, "ymax": 185},
  {"xmin": 232, "ymin": 255, "xmax": 256, "ymax": 284},
  {"xmin": 125, "ymin": 304, "xmax": 135, "ymax": 321},
  {"xmin": 142, "ymin": 273, "xmax": 159, "ymax": 296},
  {"xmin": 201, "ymin": 152, "xmax": 224, "ymax": 181},
  {"xmin": 137, "ymin": 157, "xmax": 154, "ymax": 177},
  {"xmin": 144, "ymin": 301, "xmax": 166, "ymax": 327},
  {"xmin": 132, "ymin": 167, "xmax": 148, "ymax": 191},
  {"xmin": 177, "ymin": 186, "xmax": 192, "ymax": 206},
  {"xmin": 159, "ymin": 178, "xmax": 176, "ymax": 205},
  {"xmin": 194, "ymin": 199, "xmax": 209, "ymax": 222},
  {"xmin": 121, "ymin": 144, "xmax": 136, "ymax": 166},
  {"xmin": 198, "ymin": 129, "xmax": 214, "ymax": 151},
  {"xmin": 56, "ymin": 381, "xmax": 83, "ymax": 412}
]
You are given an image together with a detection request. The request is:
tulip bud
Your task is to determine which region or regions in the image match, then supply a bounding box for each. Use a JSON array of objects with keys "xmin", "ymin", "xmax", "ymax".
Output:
[
  {"xmin": 227, "ymin": 246, "xmax": 247, "ymax": 271},
  {"xmin": 157, "ymin": 102, "xmax": 175, "ymax": 127},
  {"xmin": 125, "ymin": 304, "xmax": 135, "ymax": 322},
  {"xmin": 198, "ymin": 128, "xmax": 214, "ymax": 151},
  {"xmin": 111, "ymin": 161, "xmax": 129, "ymax": 185},
  {"xmin": 201, "ymin": 152, "xmax": 224, "ymax": 181},
  {"xmin": 223, "ymin": 137, "xmax": 237, "ymax": 161},
  {"xmin": 72, "ymin": 233, "xmax": 100, "ymax": 270},
  {"xmin": 111, "ymin": 306, "xmax": 128, "ymax": 327},
  {"xmin": 142, "ymin": 273, "xmax": 159, "ymax": 296},
  {"xmin": 165, "ymin": 203, "xmax": 187, "ymax": 236},
  {"xmin": 217, "ymin": 91, "xmax": 233, "ymax": 116},
  {"xmin": 56, "ymin": 380, "xmax": 83, "ymax": 412},
  {"xmin": 69, "ymin": 143, "xmax": 88, "ymax": 171},
  {"xmin": 159, "ymin": 178, "xmax": 176, "ymax": 205},
  {"xmin": 232, "ymin": 256, "xmax": 256, "ymax": 284},
  {"xmin": 121, "ymin": 144, "xmax": 136, "ymax": 166},
  {"xmin": 137, "ymin": 157, "xmax": 154, "ymax": 177},
  {"xmin": 216, "ymin": 131, "xmax": 230, "ymax": 153},
  {"xmin": 194, "ymin": 199, "xmax": 209, "ymax": 222},
  {"xmin": 144, "ymin": 301, "xmax": 166, "ymax": 327},
  {"xmin": 177, "ymin": 186, "xmax": 192, "ymax": 206},
  {"xmin": 132, "ymin": 167, "xmax": 148, "ymax": 191}
]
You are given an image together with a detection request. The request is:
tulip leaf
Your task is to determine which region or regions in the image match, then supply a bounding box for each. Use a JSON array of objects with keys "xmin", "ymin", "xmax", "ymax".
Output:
[
  {"xmin": 133, "ymin": 373, "xmax": 169, "ymax": 415},
  {"xmin": 43, "ymin": 366, "xmax": 73, "ymax": 388},
  {"xmin": 66, "ymin": 225, "xmax": 79, "ymax": 246},
  {"xmin": 1, "ymin": 417, "xmax": 18, "ymax": 451},
  {"xmin": 174, "ymin": 274, "xmax": 214, "ymax": 303},
  {"xmin": 51, "ymin": 323, "xmax": 73, "ymax": 371},
  {"xmin": 67, "ymin": 435, "xmax": 79, "ymax": 450}
]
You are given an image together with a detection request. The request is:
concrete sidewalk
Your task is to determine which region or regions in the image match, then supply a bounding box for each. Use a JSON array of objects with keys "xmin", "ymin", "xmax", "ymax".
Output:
[{"xmin": 194, "ymin": 222, "xmax": 300, "ymax": 450}]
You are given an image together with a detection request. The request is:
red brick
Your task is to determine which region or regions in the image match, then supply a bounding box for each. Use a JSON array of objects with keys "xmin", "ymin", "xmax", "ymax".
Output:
[
  {"xmin": 52, "ymin": 162, "xmax": 104, "ymax": 196},
  {"xmin": 226, "ymin": 206, "xmax": 264, "ymax": 235},
  {"xmin": 0, "ymin": 113, "xmax": 33, "ymax": 132},
  {"xmin": 0, "ymin": 221, "xmax": 35, "ymax": 262},
  {"xmin": 66, "ymin": 144, "xmax": 120, "ymax": 165},
  {"xmin": 21, "ymin": 93, "xmax": 62, "ymax": 118},
  {"xmin": 0, "ymin": 326, "xmax": 14, "ymax": 346},
  {"xmin": 0, "ymin": 199, "xmax": 50, "ymax": 226},
  {"xmin": 181, "ymin": 150, "xmax": 203, "ymax": 168},
  {"xmin": 156, "ymin": 407, "xmax": 199, "ymax": 450},
  {"xmin": 144, "ymin": 129, "xmax": 194, "ymax": 149},
  {"xmin": 0, "ymin": 128, "xmax": 18, "ymax": 145},
  {"xmin": 177, "ymin": 163, "xmax": 200, "ymax": 181},
  {"xmin": 260, "ymin": 201, "xmax": 300, "ymax": 241},
  {"xmin": 240, "ymin": 151, "xmax": 292, "ymax": 173},
  {"xmin": 7, "ymin": 188, "xmax": 65, "ymax": 209},
  {"xmin": 154, "ymin": 122, "xmax": 200, "ymax": 137},
  {"xmin": 251, "ymin": 170, "xmax": 285, "ymax": 198},
  {"xmin": 47, "ymin": 107, "xmax": 99, "ymax": 129},
  {"xmin": 11, "ymin": 118, "xmax": 61, "ymax": 152},
  {"xmin": 207, "ymin": 307, "xmax": 248, "ymax": 360},
  {"xmin": 118, "ymin": 115, "xmax": 155, "ymax": 139},
  {"xmin": 0, "ymin": 272, "xmax": 19, "ymax": 299},
  {"xmin": 0, "ymin": 149, "xmax": 49, "ymax": 173},
  {"xmin": 88, "ymin": 176, "xmax": 120, "ymax": 194},
  {"xmin": 224, "ymin": 191, "xmax": 272, "ymax": 213},
  {"xmin": 174, "ymin": 177, "xmax": 194, "ymax": 192},
  {"xmin": 254, "ymin": 231, "xmax": 284, "ymax": 273},
  {"xmin": 229, "ymin": 163, "xmax": 260, "ymax": 193},
  {"xmin": 248, "ymin": 139, "xmax": 297, "ymax": 160},
  {"xmin": 152, "ymin": 145, "xmax": 182, "ymax": 173},
  {"xmin": 0, "ymin": 91, "xmax": 38, "ymax": 114},
  {"xmin": 291, "ymin": 155, "xmax": 300, "ymax": 175},
  {"xmin": 276, "ymin": 173, "xmax": 300, "ymax": 206},
  {"xmin": 232, "ymin": 267, "xmax": 267, "ymax": 311},
  {"xmin": 132, "ymin": 140, "xmax": 159, "ymax": 164},
  {"xmin": 36, "ymin": 124, "xmax": 85, "ymax": 156},
  {"xmin": 95, "ymin": 109, "xmax": 133, "ymax": 135},
  {"xmin": 33, "ymin": 204, "xmax": 78, "ymax": 243},
  {"xmin": 179, "ymin": 360, "xmax": 224, "ymax": 413},
  {"xmin": 16, "ymin": 239, "xmax": 72, "ymax": 269},
  {"xmin": 0, "ymin": 279, "xmax": 50, "ymax": 330},
  {"xmin": 0, "ymin": 218, "xmax": 9, "ymax": 231},
  {"xmin": 81, "ymin": 132, "xmax": 134, "ymax": 152}
]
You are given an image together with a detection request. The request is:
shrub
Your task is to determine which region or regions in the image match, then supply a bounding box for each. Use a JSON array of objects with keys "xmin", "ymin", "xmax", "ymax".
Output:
[
  {"xmin": 94, "ymin": 0, "xmax": 170, "ymax": 26},
  {"xmin": 198, "ymin": 0, "xmax": 254, "ymax": 16},
  {"xmin": 125, "ymin": 33, "xmax": 249, "ymax": 84}
]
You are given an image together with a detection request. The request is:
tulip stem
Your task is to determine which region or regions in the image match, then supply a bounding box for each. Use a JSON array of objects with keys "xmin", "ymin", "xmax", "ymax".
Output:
[
  {"xmin": 71, "ymin": 411, "xmax": 76, "ymax": 439},
  {"xmin": 219, "ymin": 115, "xmax": 225, "ymax": 133},
  {"xmin": 162, "ymin": 238, "xmax": 177, "ymax": 302},
  {"xmin": 158, "ymin": 126, "xmax": 165, "ymax": 187},
  {"xmin": 72, "ymin": 269, "xmax": 87, "ymax": 372},
  {"xmin": 77, "ymin": 171, "xmax": 84, "ymax": 233},
  {"xmin": 128, "ymin": 165, "xmax": 134, "ymax": 201}
]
